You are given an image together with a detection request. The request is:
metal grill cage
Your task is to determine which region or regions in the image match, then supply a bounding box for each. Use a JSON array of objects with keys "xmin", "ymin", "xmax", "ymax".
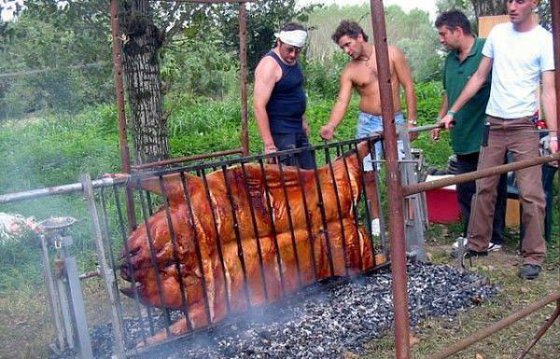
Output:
[{"xmin": 0, "ymin": 136, "xmax": 392, "ymax": 357}]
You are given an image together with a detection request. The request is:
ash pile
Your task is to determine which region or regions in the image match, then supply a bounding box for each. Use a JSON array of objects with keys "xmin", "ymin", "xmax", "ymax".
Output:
[{"xmin": 59, "ymin": 263, "xmax": 496, "ymax": 359}]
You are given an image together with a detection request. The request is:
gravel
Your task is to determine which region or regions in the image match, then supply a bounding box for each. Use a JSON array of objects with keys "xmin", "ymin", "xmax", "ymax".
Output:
[{"xmin": 52, "ymin": 262, "xmax": 496, "ymax": 359}]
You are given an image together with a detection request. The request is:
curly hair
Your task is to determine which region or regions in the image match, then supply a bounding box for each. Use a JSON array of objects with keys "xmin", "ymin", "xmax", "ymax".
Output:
[{"xmin": 331, "ymin": 20, "xmax": 369, "ymax": 44}]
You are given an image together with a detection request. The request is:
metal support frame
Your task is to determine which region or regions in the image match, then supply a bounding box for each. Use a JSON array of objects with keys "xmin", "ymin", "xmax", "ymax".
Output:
[
  {"xmin": 1, "ymin": 136, "xmax": 392, "ymax": 357},
  {"xmin": 367, "ymin": 0, "xmax": 560, "ymax": 357},
  {"xmin": 82, "ymin": 174, "xmax": 126, "ymax": 359},
  {"xmin": 369, "ymin": 1, "xmax": 411, "ymax": 358},
  {"xmin": 64, "ymin": 256, "xmax": 94, "ymax": 359},
  {"xmin": 39, "ymin": 234, "xmax": 66, "ymax": 352},
  {"xmin": 39, "ymin": 219, "xmax": 94, "ymax": 358},
  {"xmin": 398, "ymin": 125, "xmax": 427, "ymax": 261},
  {"xmin": 110, "ymin": 0, "xmax": 136, "ymax": 231}
]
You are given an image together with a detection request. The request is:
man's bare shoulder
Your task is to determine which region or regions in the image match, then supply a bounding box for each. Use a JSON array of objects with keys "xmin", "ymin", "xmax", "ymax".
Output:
[
  {"xmin": 255, "ymin": 55, "xmax": 281, "ymax": 79},
  {"xmin": 388, "ymin": 45, "xmax": 405, "ymax": 61},
  {"xmin": 256, "ymin": 55, "xmax": 278, "ymax": 71}
]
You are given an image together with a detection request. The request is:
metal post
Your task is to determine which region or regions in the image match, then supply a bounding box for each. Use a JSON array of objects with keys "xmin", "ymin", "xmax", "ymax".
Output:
[
  {"xmin": 81, "ymin": 174, "xmax": 126, "ymax": 358},
  {"xmin": 63, "ymin": 256, "xmax": 94, "ymax": 359},
  {"xmin": 404, "ymin": 153, "xmax": 560, "ymax": 196},
  {"xmin": 370, "ymin": 1, "xmax": 411, "ymax": 358},
  {"xmin": 56, "ymin": 272, "xmax": 75, "ymax": 349},
  {"xmin": 40, "ymin": 235, "xmax": 66, "ymax": 352},
  {"xmin": 110, "ymin": 0, "xmax": 137, "ymax": 231},
  {"xmin": 398, "ymin": 125, "xmax": 427, "ymax": 261},
  {"xmin": 239, "ymin": 1, "xmax": 249, "ymax": 155},
  {"xmin": 552, "ymin": 0, "xmax": 560, "ymax": 148}
]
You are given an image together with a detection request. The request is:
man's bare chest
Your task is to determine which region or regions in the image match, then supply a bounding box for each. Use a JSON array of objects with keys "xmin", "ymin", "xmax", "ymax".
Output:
[{"xmin": 351, "ymin": 61, "xmax": 394, "ymax": 89}]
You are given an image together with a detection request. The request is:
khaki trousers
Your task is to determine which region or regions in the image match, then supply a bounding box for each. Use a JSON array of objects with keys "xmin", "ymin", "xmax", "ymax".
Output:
[{"xmin": 467, "ymin": 116, "xmax": 546, "ymax": 265}]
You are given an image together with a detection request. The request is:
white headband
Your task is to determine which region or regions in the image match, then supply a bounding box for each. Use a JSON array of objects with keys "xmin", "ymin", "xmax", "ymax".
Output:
[{"xmin": 275, "ymin": 29, "xmax": 308, "ymax": 48}]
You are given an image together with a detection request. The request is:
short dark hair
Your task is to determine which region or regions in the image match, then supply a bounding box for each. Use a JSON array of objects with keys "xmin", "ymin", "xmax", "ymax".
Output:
[
  {"xmin": 280, "ymin": 22, "xmax": 306, "ymax": 32},
  {"xmin": 331, "ymin": 20, "xmax": 369, "ymax": 44},
  {"xmin": 435, "ymin": 10, "xmax": 472, "ymax": 35}
]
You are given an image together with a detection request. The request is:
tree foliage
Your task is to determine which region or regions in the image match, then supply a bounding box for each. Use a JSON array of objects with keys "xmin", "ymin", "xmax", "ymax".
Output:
[
  {"xmin": 305, "ymin": 4, "xmax": 441, "ymax": 83},
  {"xmin": 470, "ymin": 0, "xmax": 507, "ymax": 17},
  {"xmin": 0, "ymin": 1, "xmax": 113, "ymax": 118},
  {"xmin": 1, "ymin": 0, "xmax": 307, "ymax": 162}
]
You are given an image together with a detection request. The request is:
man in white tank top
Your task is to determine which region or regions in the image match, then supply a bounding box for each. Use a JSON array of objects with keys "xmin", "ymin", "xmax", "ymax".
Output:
[{"xmin": 438, "ymin": 0, "xmax": 558, "ymax": 280}]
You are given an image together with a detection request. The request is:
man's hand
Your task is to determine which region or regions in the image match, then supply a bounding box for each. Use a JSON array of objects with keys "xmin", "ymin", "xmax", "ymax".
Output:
[
  {"xmin": 431, "ymin": 127, "xmax": 441, "ymax": 141},
  {"xmin": 440, "ymin": 114, "xmax": 455, "ymax": 129},
  {"xmin": 320, "ymin": 124, "xmax": 335, "ymax": 140},
  {"xmin": 303, "ymin": 120, "xmax": 310, "ymax": 137},
  {"xmin": 264, "ymin": 143, "xmax": 278, "ymax": 164},
  {"xmin": 406, "ymin": 123, "xmax": 418, "ymax": 141},
  {"xmin": 550, "ymin": 137, "xmax": 558, "ymax": 154},
  {"xmin": 431, "ymin": 121, "xmax": 446, "ymax": 140},
  {"xmin": 264, "ymin": 143, "xmax": 277, "ymax": 154}
]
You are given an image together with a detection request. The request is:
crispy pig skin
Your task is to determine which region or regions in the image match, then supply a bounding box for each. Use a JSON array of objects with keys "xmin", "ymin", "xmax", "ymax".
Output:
[{"xmin": 121, "ymin": 145, "xmax": 384, "ymax": 344}]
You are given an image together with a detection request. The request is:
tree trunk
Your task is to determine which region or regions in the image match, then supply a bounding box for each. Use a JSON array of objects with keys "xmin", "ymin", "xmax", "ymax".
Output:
[
  {"xmin": 121, "ymin": 0, "xmax": 168, "ymax": 165},
  {"xmin": 470, "ymin": 0, "xmax": 507, "ymax": 18}
]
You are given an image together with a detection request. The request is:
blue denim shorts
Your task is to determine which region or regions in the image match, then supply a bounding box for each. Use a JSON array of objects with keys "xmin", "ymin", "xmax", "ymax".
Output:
[
  {"xmin": 356, "ymin": 112, "xmax": 405, "ymax": 171},
  {"xmin": 356, "ymin": 111, "xmax": 405, "ymax": 138}
]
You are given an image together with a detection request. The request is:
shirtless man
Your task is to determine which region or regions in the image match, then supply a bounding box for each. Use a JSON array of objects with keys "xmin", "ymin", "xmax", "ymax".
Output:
[
  {"xmin": 320, "ymin": 20, "xmax": 417, "ymax": 236},
  {"xmin": 320, "ymin": 20, "xmax": 417, "ymax": 149}
]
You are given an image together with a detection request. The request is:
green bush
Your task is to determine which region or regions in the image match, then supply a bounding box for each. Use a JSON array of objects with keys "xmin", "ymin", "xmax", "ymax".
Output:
[
  {"xmin": 161, "ymin": 37, "xmax": 240, "ymax": 104},
  {"xmin": 413, "ymin": 81, "xmax": 452, "ymax": 168},
  {"xmin": 303, "ymin": 52, "xmax": 348, "ymax": 100}
]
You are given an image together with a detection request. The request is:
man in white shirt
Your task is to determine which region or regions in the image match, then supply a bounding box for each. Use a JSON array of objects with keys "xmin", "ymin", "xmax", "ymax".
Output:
[{"xmin": 439, "ymin": 0, "xmax": 558, "ymax": 279}]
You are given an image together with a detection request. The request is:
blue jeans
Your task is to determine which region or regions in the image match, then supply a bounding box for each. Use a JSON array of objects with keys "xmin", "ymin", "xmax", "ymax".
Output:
[
  {"xmin": 271, "ymin": 132, "xmax": 315, "ymax": 169},
  {"xmin": 356, "ymin": 111, "xmax": 405, "ymax": 170}
]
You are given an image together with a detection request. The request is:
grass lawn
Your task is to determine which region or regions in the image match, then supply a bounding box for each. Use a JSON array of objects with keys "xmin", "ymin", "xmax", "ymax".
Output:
[{"xmin": 362, "ymin": 226, "xmax": 560, "ymax": 359}]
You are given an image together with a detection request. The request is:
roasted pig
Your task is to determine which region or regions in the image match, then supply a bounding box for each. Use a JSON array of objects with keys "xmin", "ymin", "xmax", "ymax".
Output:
[{"xmin": 120, "ymin": 144, "xmax": 385, "ymax": 344}]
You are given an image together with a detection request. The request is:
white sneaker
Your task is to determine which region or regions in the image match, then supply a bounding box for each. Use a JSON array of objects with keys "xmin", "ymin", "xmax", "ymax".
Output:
[
  {"xmin": 452, "ymin": 236, "xmax": 467, "ymax": 249},
  {"xmin": 488, "ymin": 242, "xmax": 502, "ymax": 252},
  {"xmin": 452, "ymin": 237, "xmax": 502, "ymax": 252},
  {"xmin": 371, "ymin": 218, "xmax": 381, "ymax": 236}
]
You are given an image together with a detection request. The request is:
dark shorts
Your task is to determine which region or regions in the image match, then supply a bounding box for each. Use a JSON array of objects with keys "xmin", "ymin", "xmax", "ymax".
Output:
[{"xmin": 272, "ymin": 132, "xmax": 316, "ymax": 169}]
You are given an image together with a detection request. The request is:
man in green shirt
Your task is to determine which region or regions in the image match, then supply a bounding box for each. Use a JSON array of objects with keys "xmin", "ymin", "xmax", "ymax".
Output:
[{"xmin": 432, "ymin": 10, "xmax": 507, "ymax": 253}]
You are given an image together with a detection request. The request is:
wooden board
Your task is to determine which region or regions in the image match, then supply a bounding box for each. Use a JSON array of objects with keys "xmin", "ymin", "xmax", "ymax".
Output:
[
  {"xmin": 506, "ymin": 198, "xmax": 520, "ymax": 229},
  {"xmin": 479, "ymin": 14, "xmax": 539, "ymax": 37}
]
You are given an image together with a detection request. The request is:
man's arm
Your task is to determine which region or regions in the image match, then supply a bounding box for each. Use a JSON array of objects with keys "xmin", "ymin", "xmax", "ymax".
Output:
[
  {"xmin": 440, "ymin": 56, "xmax": 493, "ymax": 129},
  {"xmin": 302, "ymin": 115, "xmax": 310, "ymax": 136},
  {"xmin": 438, "ymin": 93, "xmax": 449, "ymax": 119},
  {"xmin": 393, "ymin": 47, "xmax": 417, "ymax": 122},
  {"xmin": 254, "ymin": 57, "xmax": 279, "ymax": 153},
  {"xmin": 320, "ymin": 70, "xmax": 353, "ymax": 140},
  {"xmin": 541, "ymin": 70, "xmax": 558, "ymax": 153}
]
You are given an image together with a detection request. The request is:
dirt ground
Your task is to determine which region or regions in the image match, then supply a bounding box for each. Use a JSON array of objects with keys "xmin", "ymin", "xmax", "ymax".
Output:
[{"xmin": 361, "ymin": 227, "xmax": 560, "ymax": 359}]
